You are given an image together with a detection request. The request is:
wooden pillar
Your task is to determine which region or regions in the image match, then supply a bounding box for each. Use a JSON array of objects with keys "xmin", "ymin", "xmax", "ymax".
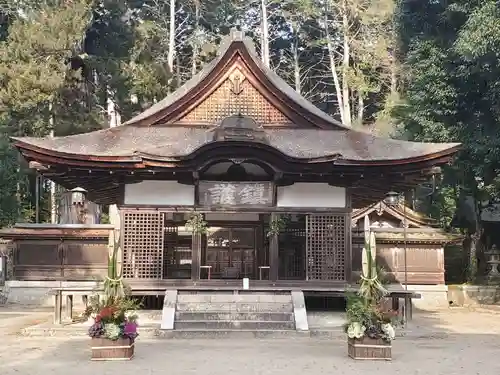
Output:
[
  {"xmin": 269, "ymin": 213, "xmax": 279, "ymax": 281},
  {"xmin": 191, "ymin": 173, "xmax": 201, "ymax": 281},
  {"xmin": 346, "ymin": 191, "xmax": 353, "ymax": 283},
  {"xmin": 191, "ymin": 233, "xmax": 201, "ymax": 281}
]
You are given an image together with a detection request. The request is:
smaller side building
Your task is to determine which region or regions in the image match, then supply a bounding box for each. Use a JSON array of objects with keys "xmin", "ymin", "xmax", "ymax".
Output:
[{"xmin": 352, "ymin": 201, "xmax": 461, "ymax": 309}]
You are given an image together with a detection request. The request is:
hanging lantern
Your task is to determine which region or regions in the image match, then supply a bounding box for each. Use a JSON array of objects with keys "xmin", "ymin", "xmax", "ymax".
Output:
[
  {"xmin": 70, "ymin": 187, "xmax": 87, "ymax": 206},
  {"xmin": 384, "ymin": 191, "xmax": 400, "ymax": 206}
]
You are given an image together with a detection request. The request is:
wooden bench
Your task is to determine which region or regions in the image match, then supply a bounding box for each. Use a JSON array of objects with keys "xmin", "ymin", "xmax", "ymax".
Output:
[
  {"xmin": 49, "ymin": 287, "xmax": 167, "ymax": 325},
  {"xmin": 387, "ymin": 290, "xmax": 421, "ymax": 325},
  {"xmin": 316, "ymin": 287, "xmax": 420, "ymax": 325}
]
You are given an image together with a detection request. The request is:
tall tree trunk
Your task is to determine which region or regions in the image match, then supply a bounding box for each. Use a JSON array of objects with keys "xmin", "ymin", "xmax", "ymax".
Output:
[
  {"xmin": 293, "ymin": 39, "xmax": 300, "ymax": 94},
  {"xmin": 167, "ymin": 0, "xmax": 176, "ymax": 88},
  {"xmin": 49, "ymin": 102, "xmax": 57, "ymax": 223},
  {"xmin": 261, "ymin": 0, "xmax": 270, "ymax": 67},
  {"xmin": 390, "ymin": 59, "xmax": 397, "ymax": 96},
  {"xmin": 468, "ymin": 193, "xmax": 483, "ymax": 282},
  {"xmin": 341, "ymin": 0, "xmax": 351, "ymax": 126},
  {"xmin": 325, "ymin": 10, "xmax": 345, "ymax": 125},
  {"xmin": 176, "ymin": 54, "xmax": 181, "ymax": 88},
  {"xmin": 357, "ymin": 93, "xmax": 364, "ymax": 124},
  {"xmin": 192, "ymin": 0, "xmax": 200, "ymax": 77}
]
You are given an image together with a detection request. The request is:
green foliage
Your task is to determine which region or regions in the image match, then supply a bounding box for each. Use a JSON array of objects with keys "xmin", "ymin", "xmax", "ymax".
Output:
[
  {"xmin": 343, "ymin": 292, "xmax": 398, "ymax": 342},
  {"xmin": 185, "ymin": 212, "xmax": 208, "ymax": 235},
  {"xmin": 85, "ymin": 293, "xmax": 141, "ymax": 322},
  {"xmin": 266, "ymin": 216, "xmax": 289, "ymax": 237},
  {"xmin": 0, "ymin": 0, "xmax": 93, "ymax": 115},
  {"xmin": 0, "ymin": 137, "xmax": 20, "ymax": 226},
  {"xmin": 344, "ymin": 239, "xmax": 396, "ymax": 342},
  {"xmin": 396, "ymin": 0, "xmax": 500, "ymax": 222},
  {"xmin": 345, "ymin": 293, "xmax": 375, "ymax": 326}
]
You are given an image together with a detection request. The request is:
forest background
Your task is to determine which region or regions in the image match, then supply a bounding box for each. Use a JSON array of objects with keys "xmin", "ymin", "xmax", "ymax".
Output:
[{"xmin": 1, "ymin": 0, "xmax": 499, "ymax": 280}]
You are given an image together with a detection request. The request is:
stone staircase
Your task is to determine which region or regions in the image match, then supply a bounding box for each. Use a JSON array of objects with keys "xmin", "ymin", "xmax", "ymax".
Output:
[{"xmin": 160, "ymin": 290, "xmax": 308, "ymax": 337}]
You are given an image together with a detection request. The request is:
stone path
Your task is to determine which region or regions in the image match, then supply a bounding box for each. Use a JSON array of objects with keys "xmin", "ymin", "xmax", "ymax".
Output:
[
  {"xmin": 0, "ymin": 307, "xmax": 51, "ymax": 335},
  {"xmin": 1, "ymin": 334, "xmax": 499, "ymax": 375},
  {"xmin": 0, "ymin": 306, "xmax": 498, "ymax": 374}
]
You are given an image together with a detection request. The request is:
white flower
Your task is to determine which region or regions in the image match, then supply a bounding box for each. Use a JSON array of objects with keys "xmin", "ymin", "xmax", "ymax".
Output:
[
  {"xmin": 381, "ymin": 323, "xmax": 396, "ymax": 340},
  {"xmin": 104, "ymin": 323, "xmax": 121, "ymax": 340},
  {"xmin": 347, "ymin": 322, "xmax": 366, "ymax": 339}
]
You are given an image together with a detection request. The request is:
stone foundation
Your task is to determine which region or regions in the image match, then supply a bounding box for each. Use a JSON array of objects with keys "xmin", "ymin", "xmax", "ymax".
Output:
[
  {"xmin": 447, "ymin": 284, "xmax": 500, "ymax": 306},
  {"xmin": 3, "ymin": 281, "xmax": 100, "ymax": 307},
  {"xmin": 404, "ymin": 285, "xmax": 449, "ymax": 310}
]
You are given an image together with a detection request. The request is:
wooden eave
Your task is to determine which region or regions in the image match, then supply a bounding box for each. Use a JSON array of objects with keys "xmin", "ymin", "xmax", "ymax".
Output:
[
  {"xmin": 353, "ymin": 228, "xmax": 463, "ymax": 245},
  {"xmin": 13, "ymin": 134, "xmax": 459, "ymax": 170}
]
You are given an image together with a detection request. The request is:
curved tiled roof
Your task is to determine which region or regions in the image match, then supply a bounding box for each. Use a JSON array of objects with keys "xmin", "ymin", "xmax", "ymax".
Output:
[
  {"xmin": 12, "ymin": 29, "xmax": 460, "ymax": 168},
  {"xmin": 13, "ymin": 125, "xmax": 460, "ymax": 163}
]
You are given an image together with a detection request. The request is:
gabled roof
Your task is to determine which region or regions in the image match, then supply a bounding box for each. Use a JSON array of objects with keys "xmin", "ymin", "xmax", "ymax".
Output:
[
  {"xmin": 121, "ymin": 29, "xmax": 348, "ymax": 129},
  {"xmin": 352, "ymin": 201, "xmax": 439, "ymax": 228},
  {"xmin": 352, "ymin": 201, "xmax": 463, "ymax": 244}
]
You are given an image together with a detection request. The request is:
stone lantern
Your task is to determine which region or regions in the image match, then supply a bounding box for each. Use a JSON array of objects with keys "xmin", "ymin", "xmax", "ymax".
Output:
[{"xmin": 485, "ymin": 244, "xmax": 500, "ymax": 281}]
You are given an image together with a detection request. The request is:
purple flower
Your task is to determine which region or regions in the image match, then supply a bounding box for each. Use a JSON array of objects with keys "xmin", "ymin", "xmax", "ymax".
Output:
[
  {"xmin": 88, "ymin": 321, "xmax": 104, "ymax": 338},
  {"xmin": 123, "ymin": 322, "xmax": 138, "ymax": 337}
]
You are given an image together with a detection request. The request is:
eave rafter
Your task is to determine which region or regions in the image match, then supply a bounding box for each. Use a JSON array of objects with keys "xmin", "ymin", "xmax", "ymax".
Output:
[{"xmin": 28, "ymin": 152, "xmax": 449, "ymax": 208}]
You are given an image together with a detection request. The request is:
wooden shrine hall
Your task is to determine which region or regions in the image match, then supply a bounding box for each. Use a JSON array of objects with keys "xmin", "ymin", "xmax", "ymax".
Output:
[{"xmin": 9, "ymin": 30, "xmax": 460, "ymax": 292}]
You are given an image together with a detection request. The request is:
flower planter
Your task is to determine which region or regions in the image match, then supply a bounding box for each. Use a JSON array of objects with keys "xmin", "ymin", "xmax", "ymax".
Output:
[
  {"xmin": 347, "ymin": 337, "xmax": 391, "ymax": 360},
  {"xmin": 90, "ymin": 337, "xmax": 135, "ymax": 361}
]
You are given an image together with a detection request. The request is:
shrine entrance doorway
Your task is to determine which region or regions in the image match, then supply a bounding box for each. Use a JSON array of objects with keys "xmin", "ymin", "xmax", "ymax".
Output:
[{"xmin": 202, "ymin": 224, "xmax": 265, "ymax": 280}]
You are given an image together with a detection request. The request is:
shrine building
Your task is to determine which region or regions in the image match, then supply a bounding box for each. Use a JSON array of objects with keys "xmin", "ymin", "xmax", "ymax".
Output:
[{"xmin": 7, "ymin": 31, "xmax": 460, "ymax": 295}]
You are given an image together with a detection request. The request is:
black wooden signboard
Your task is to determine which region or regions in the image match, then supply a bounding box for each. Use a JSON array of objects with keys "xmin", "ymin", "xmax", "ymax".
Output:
[{"xmin": 198, "ymin": 181, "xmax": 273, "ymax": 206}]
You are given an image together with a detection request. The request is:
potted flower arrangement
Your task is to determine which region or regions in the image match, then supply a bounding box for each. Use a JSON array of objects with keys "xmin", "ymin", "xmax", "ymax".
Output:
[
  {"xmin": 344, "ymin": 238, "xmax": 398, "ymax": 360},
  {"xmin": 85, "ymin": 295, "xmax": 140, "ymax": 361},
  {"xmin": 83, "ymin": 235, "xmax": 141, "ymax": 361},
  {"xmin": 344, "ymin": 294, "xmax": 397, "ymax": 360}
]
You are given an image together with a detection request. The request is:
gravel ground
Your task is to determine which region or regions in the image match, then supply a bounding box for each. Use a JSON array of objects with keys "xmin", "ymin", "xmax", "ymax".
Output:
[{"xmin": 0, "ymin": 307, "xmax": 499, "ymax": 375}]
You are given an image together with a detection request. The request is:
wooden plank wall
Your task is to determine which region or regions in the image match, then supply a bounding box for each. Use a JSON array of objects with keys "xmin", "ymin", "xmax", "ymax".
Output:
[
  {"xmin": 12, "ymin": 238, "xmax": 109, "ymax": 281},
  {"xmin": 351, "ymin": 233, "xmax": 445, "ymax": 285}
]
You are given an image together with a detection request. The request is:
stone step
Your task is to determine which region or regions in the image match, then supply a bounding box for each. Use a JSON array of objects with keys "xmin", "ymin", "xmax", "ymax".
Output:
[
  {"xmin": 175, "ymin": 311, "xmax": 294, "ymax": 322},
  {"xmin": 157, "ymin": 329, "xmax": 310, "ymax": 339},
  {"xmin": 176, "ymin": 293, "xmax": 292, "ymax": 304},
  {"xmin": 174, "ymin": 320, "xmax": 295, "ymax": 330},
  {"xmin": 176, "ymin": 302, "xmax": 294, "ymax": 313}
]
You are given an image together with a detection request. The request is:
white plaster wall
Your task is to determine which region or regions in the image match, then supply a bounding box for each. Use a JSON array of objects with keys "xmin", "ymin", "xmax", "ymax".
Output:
[
  {"xmin": 124, "ymin": 181, "xmax": 195, "ymax": 206},
  {"xmin": 277, "ymin": 183, "xmax": 346, "ymax": 208}
]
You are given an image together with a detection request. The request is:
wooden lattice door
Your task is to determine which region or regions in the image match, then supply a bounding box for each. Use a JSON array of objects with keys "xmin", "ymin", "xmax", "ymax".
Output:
[
  {"xmin": 306, "ymin": 214, "xmax": 347, "ymax": 281},
  {"xmin": 122, "ymin": 211, "xmax": 164, "ymax": 279}
]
